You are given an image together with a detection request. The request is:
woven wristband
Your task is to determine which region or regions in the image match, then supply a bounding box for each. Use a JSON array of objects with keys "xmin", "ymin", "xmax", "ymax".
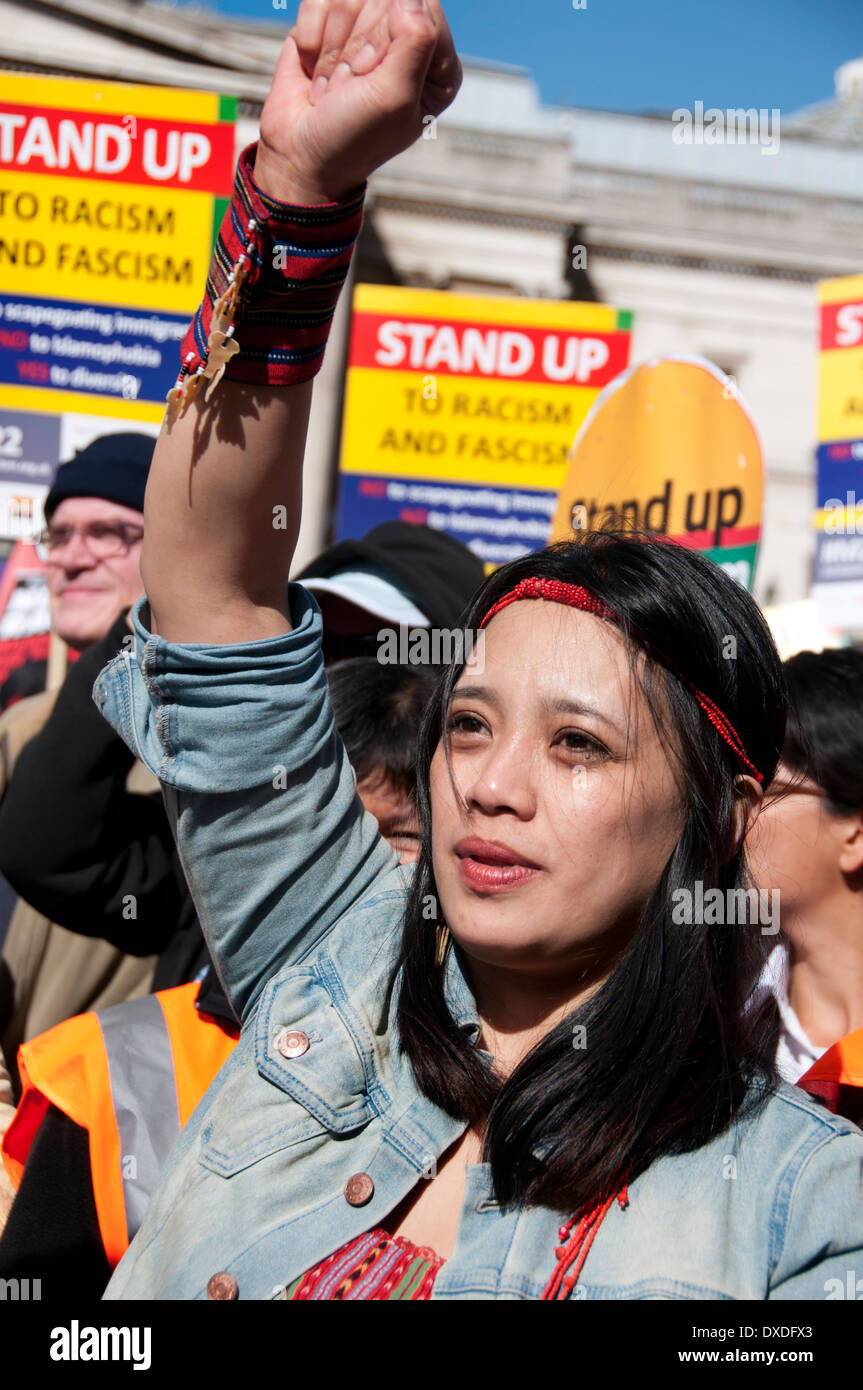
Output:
[{"xmin": 167, "ymin": 143, "xmax": 365, "ymax": 422}]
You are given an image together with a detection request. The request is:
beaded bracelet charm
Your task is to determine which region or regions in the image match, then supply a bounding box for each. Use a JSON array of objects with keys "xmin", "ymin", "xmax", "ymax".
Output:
[{"xmin": 166, "ymin": 144, "xmax": 365, "ymax": 425}]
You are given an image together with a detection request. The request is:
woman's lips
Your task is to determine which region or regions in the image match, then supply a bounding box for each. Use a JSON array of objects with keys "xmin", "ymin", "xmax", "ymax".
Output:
[
  {"xmin": 455, "ymin": 838, "xmax": 542, "ymax": 892},
  {"xmin": 458, "ymin": 859, "xmax": 540, "ymax": 890}
]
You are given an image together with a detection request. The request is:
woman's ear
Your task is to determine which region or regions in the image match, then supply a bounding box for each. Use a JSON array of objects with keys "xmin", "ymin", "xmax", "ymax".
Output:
[
  {"xmin": 837, "ymin": 810, "xmax": 863, "ymax": 877},
  {"xmin": 725, "ymin": 774, "xmax": 763, "ymax": 861}
]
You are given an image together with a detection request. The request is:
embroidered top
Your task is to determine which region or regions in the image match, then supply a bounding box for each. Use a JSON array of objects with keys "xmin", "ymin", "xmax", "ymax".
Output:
[{"xmin": 277, "ymin": 1229, "xmax": 444, "ymax": 1301}]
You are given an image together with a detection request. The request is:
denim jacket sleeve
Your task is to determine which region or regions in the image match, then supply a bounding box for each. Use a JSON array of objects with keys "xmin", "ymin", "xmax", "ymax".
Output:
[
  {"xmin": 91, "ymin": 583, "xmax": 399, "ymax": 1021},
  {"xmin": 768, "ymin": 1118, "xmax": 863, "ymax": 1300}
]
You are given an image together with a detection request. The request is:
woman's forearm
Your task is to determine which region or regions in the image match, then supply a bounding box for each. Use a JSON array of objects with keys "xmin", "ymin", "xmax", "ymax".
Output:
[
  {"xmin": 140, "ymin": 0, "xmax": 460, "ymax": 647},
  {"xmin": 142, "ymin": 379, "xmax": 311, "ymax": 644}
]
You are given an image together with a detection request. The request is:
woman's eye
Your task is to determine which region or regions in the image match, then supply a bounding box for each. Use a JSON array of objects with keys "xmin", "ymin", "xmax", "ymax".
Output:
[
  {"xmin": 556, "ymin": 730, "xmax": 608, "ymax": 761},
  {"xmin": 446, "ymin": 712, "xmax": 485, "ymax": 736}
]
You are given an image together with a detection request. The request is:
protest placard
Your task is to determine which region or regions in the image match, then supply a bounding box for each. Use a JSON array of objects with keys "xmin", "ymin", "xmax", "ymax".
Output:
[
  {"xmin": 0, "ymin": 73, "xmax": 235, "ymax": 691},
  {"xmin": 549, "ymin": 356, "xmax": 764, "ymax": 591},
  {"xmin": 0, "ymin": 74, "xmax": 234, "ymax": 413},
  {"xmin": 812, "ymin": 274, "xmax": 863, "ymax": 632},
  {"xmin": 335, "ymin": 285, "xmax": 632, "ymax": 565}
]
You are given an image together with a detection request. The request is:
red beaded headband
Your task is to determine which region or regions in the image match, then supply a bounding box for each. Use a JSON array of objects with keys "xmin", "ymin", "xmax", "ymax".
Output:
[{"xmin": 480, "ymin": 576, "xmax": 763, "ymax": 783}]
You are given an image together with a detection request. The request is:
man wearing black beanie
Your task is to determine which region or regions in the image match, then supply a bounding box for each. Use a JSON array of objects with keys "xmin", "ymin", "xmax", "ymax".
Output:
[
  {"xmin": 39, "ymin": 432, "xmax": 154, "ymax": 652},
  {"xmin": 0, "ymin": 432, "xmax": 163, "ymax": 1117}
]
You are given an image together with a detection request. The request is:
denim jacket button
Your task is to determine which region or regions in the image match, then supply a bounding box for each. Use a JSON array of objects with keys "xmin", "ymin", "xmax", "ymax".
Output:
[
  {"xmin": 277, "ymin": 1029, "xmax": 310, "ymax": 1059},
  {"xmin": 207, "ymin": 1272, "xmax": 238, "ymax": 1300},
  {"xmin": 344, "ymin": 1173, "xmax": 374, "ymax": 1207}
]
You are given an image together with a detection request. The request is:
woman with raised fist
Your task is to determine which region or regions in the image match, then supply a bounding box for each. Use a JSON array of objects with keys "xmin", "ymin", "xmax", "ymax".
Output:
[{"xmin": 94, "ymin": 0, "xmax": 863, "ymax": 1300}]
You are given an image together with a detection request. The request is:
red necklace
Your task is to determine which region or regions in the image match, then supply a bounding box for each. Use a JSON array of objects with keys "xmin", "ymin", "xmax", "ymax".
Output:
[{"xmin": 541, "ymin": 1182, "xmax": 629, "ymax": 1301}]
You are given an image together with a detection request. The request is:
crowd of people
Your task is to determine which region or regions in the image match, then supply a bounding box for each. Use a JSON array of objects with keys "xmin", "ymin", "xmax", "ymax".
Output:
[
  {"xmin": 0, "ymin": 435, "xmax": 482, "ymax": 1293},
  {"xmin": 1, "ymin": 0, "xmax": 862, "ymax": 1302}
]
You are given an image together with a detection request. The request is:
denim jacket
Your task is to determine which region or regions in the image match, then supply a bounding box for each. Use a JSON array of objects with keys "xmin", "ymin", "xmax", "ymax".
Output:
[{"xmin": 94, "ymin": 585, "xmax": 863, "ymax": 1301}]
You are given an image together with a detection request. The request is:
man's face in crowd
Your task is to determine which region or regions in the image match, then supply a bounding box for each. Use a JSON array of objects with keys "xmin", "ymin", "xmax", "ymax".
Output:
[
  {"xmin": 45, "ymin": 497, "xmax": 145, "ymax": 650},
  {"xmin": 357, "ymin": 773, "xmax": 421, "ymax": 864},
  {"xmin": 315, "ymin": 592, "xmax": 382, "ymax": 665}
]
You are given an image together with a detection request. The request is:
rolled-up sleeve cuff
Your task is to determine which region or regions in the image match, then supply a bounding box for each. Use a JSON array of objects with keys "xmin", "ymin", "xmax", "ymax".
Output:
[{"xmin": 92, "ymin": 585, "xmax": 329, "ymax": 793}]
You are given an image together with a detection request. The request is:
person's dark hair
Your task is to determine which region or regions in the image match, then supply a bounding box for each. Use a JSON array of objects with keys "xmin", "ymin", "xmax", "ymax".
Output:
[
  {"xmin": 395, "ymin": 531, "xmax": 786, "ymax": 1216},
  {"xmin": 327, "ymin": 657, "xmax": 437, "ymax": 797},
  {"xmin": 781, "ymin": 648, "xmax": 863, "ymax": 814}
]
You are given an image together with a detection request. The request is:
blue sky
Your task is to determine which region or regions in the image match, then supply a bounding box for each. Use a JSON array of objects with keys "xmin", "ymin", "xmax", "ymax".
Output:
[{"xmin": 175, "ymin": 0, "xmax": 862, "ymax": 115}]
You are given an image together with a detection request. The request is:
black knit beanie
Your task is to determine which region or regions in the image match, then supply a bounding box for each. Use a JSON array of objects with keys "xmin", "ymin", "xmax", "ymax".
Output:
[{"xmin": 44, "ymin": 433, "xmax": 155, "ymax": 520}]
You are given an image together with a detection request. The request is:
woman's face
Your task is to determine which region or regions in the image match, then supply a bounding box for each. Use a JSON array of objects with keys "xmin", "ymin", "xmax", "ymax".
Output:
[
  {"xmin": 746, "ymin": 761, "xmax": 849, "ymax": 932},
  {"xmin": 429, "ymin": 601, "xmax": 685, "ymax": 975}
]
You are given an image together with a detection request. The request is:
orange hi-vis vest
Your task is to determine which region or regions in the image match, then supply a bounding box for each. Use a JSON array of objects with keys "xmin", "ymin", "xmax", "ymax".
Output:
[
  {"xmin": 1, "ymin": 981, "xmax": 238, "ymax": 1267},
  {"xmin": 798, "ymin": 1025, "xmax": 863, "ymax": 1126}
]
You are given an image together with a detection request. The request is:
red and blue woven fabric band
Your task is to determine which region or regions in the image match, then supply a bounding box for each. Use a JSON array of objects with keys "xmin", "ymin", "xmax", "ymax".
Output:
[{"xmin": 179, "ymin": 143, "xmax": 365, "ymax": 388}]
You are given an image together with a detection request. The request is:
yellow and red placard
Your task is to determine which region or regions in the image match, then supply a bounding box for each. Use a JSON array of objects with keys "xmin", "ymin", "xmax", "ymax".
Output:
[
  {"xmin": 549, "ymin": 357, "xmax": 764, "ymax": 590},
  {"xmin": 0, "ymin": 73, "xmax": 236, "ymax": 549},
  {"xmin": 0, "ymin": 74, "xmax": 235, "ymax": 422},
  {"xmin": 335, "ymin": 284, "xmax": 632, "ymax": 565},
  {"xmin": 817, "ymin": 274, "xmax": 863, "ymax": 452},
  {"xmin": 812, "ymin": 275, "xmax": 863, "ymax": 627}
]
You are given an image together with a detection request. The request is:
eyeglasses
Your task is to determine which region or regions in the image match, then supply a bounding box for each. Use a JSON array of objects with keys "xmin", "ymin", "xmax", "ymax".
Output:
[
  {"xmin": 761, "ymin": 779, "xmax": 830, "ymax": 808},
  {"xmin": 37, "ymin": 522, "xmax": 144, "ymax": 563}
]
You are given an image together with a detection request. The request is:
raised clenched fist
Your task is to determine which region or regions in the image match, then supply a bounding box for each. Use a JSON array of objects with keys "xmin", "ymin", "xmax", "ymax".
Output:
[{"xmin": 256, "ymin": 0, "xmax": 461, "ymax": 205}]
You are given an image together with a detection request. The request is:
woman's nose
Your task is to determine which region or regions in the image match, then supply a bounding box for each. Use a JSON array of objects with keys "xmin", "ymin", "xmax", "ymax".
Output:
[{"xmin": 461, "ymin": 736, "xmax": 537, "ymax": 820}]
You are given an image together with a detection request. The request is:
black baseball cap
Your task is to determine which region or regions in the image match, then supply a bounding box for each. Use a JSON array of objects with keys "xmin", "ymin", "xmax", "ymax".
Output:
[{"xmin": 298, "ymin": 522, "xmax": 486, "ymax": 631}]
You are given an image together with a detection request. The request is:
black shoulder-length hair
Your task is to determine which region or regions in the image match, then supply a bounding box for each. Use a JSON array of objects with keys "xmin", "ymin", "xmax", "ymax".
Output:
[
  {"xmin": 782, "ymin": 647, "xmax": 863, "ymax": 813},
  {"xmin": 394, "ymin": 531, "xmax": 786, "ymax": 1215},
  {"xmin": 326, "ymin": 656, "xmax": 438, "ymax": 798}
]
